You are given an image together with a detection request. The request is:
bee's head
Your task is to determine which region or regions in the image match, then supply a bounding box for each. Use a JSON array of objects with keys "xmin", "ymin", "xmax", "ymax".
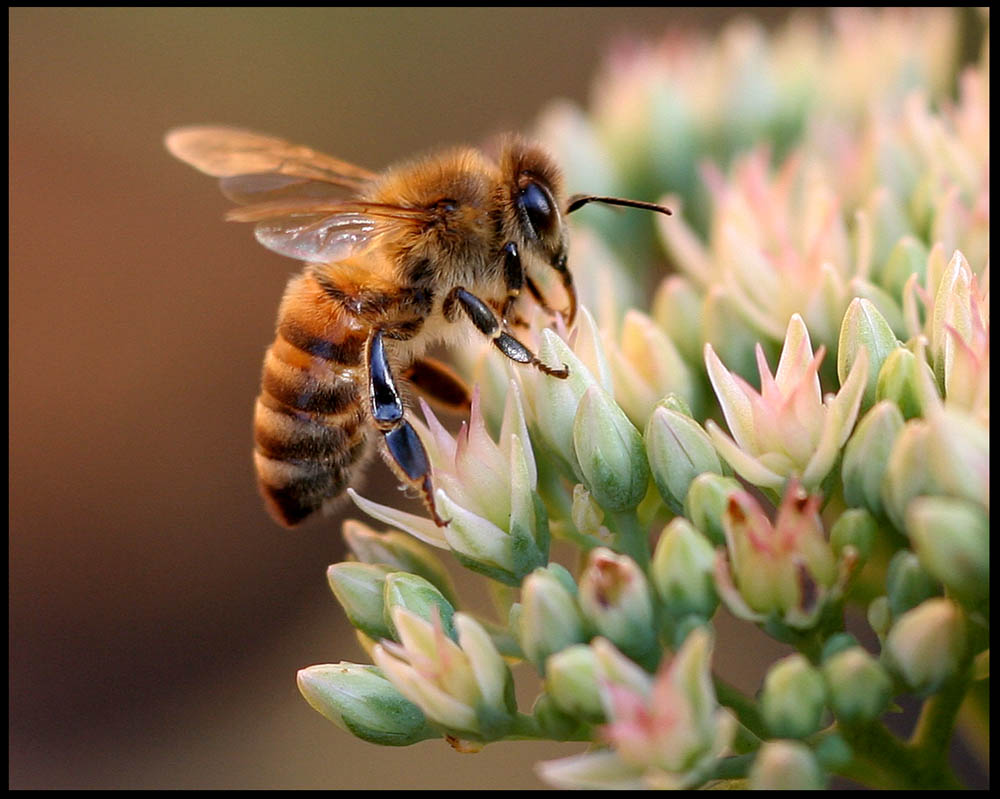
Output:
[{"xmin": 500, "ymin": 138, "xmax": 568, "ymax": 264}]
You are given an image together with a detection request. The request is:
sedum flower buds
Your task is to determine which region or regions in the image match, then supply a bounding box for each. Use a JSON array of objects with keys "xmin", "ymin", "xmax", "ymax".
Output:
[
  {"xmin": 821, "ymin": 646, "xmax": 892, "ymax": 724},
  {"xmin": 884, "ymin": 598, "xmax": 968, "ymax": 694},
  {"xmin": 573, "ymin": 385, "xmax": 650, "ymax": 513},
  {"xmin": 297, "ymin": 663, "xmax": 437, "ymax": 746},
  {"xmin": 760, "ymin": 654, "xmax": 827, "ymax": 739},
  {"xmin": 297, "ymin": 10, "xmax": 988, "ymax": 789},
  {"xmin": 517, "ymin": 566, "xmax": 586, "ymax": 671},
  {"xmin": 650, "ymin": 518, "xmax": 718, "ymax": 622},
  {"xmin": 578, "ymin": 548, "xmax": 658, "ymax": 669},
  {"xmin": 645, "ymin": 403, "xmax": 723, "ymax": 515},
  {"xmin": 749, "ymin": 740, "xmax": 826, "ymax": 790}
]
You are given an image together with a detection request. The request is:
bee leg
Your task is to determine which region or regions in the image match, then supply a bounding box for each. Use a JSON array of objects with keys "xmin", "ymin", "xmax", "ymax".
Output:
[
  {"xmin": 503, "ymin": 239, "xmax": 574, "ymax": 326},
  {"xmin": 443, "ymin": 286, "xmax": 569, "ymax": 379},
  {"xmin": 403, "ymin": 357, "xmax": 471, "ymax": 413},
  {"xmin": 366, "ymin": 329, "xmax": 448, "ymax": 526},
  {"xmin": 498, "ymin": 241, "xmax": 528, "ymax": 328}
]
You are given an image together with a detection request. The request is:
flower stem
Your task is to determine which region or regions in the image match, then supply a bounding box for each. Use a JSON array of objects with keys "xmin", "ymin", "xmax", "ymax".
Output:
[
  {"xmin": 713, "ymin": 675, "xmax": 767, "ymax": 741},
  {"xmin": 506, "ymin": 712, "xmax": 592, "ymax": 741},
  {"xmin": 607, "ymin": 509, "xmax": 650, "ymax": 567},
  {"xmin": 833, "ymin": 718, "xmax": 964, "ymax": 789}
]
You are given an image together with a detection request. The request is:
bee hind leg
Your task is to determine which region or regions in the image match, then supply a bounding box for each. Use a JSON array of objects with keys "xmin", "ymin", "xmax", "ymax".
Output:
[
  {"xmin": 367, "ymin": 329, "xmax": 449, "ymax": 527},
  {"xmin": 443, "ymin": 286, "xmax": 569, "ymax": 379}
]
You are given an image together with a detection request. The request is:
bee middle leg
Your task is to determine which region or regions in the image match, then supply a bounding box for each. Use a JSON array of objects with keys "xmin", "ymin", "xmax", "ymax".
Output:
[
  {"xmin": 366, "ymin": 329, "xmax": 448, "ymax": 526},
  {"xmin": 443, "ymin": 285, "xmax": 569, "ymax": 379}
]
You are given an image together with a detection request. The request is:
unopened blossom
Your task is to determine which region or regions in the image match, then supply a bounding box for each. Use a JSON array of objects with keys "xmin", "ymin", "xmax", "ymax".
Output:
[
  {"xmin": 372, "ymin": 608, "xmax": 515, "ymax": 740},
  {"xmin": 705, "ymin": 313, "xmax": 868, "ymax": 492},
  {"xmin": 538, "ymin": 629, "xmax": 735, "ymax": 789},
  {"xmin": 884, "ymin": 597, "xmax": 968, "ymax": 694},
  {"xmin": 578, "ymin": 548, "xmax": 658, "ymax": 669},
  {"xmin": 297, "ymin": 662, "xmax": 437, "ymax": 747},
  {"xmin": 715, "ymin": 481, "xmax": 845, "ymax": 628},
  {"xmin": 749, "ymin": 740, "xmax": 826, "ymax": 790}
]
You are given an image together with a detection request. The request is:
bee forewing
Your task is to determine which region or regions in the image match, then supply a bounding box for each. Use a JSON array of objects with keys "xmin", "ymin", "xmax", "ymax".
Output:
[{"xmin": 164, "ymin": 126, "xmax": 377, "ymax": 187}]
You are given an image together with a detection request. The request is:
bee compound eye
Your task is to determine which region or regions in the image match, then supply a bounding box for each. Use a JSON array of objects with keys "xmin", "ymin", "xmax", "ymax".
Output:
[{"xmin": 518, "ymin": 181, "xmax": 557, "ymax": 240}]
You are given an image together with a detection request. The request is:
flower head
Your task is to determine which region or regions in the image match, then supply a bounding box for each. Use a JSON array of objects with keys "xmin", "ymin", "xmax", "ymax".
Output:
[
  {"xmin": 715, "ymin": 481, "xmax": 848, "ymax": 628},
  {"xmin": 538, "ymin": 629, "xmax": 735, "ymax": 789},
  {"xmin": 372, "ymin": 608, "xmax": 515, "ymax": 740},
  {"xmin": 705, "ymin": 313, "xmax": 867, "ymax": 492}
]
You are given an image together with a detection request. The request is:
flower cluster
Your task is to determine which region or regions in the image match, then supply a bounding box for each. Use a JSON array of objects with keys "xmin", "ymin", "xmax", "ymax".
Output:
[{"xmin": 298, "ymin": 8, "xmax": 988, "ymax": 790}]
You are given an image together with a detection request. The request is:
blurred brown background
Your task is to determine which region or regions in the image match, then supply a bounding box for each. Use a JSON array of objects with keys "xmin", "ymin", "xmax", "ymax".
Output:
[{"xmin": 10, "ymin": 7, "xmax": 802, "ymax": 789}]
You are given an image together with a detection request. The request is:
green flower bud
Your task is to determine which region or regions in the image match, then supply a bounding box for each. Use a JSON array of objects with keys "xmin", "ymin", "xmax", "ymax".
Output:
[
  {"xmin": 886, "ymin": 550, "xmax": 938, "ymax": 618},
  {"xmin": 650, "ymin": 518, "xmax": 718, "ymax": 620},
  {"xmin": 383, "ymin": 572, "xmax": 456, "ymax": 641},
  {"xmin": 684, "ymin": 473, "xmax": 743, "ymax": 546},
  {"xmin": 573, "ymin": 385, "xmax": 650, "ymax": 512},
  {"xmin": 925, "ymin": 409, "xmax": 990, "ymax": 513},
  {"xmin": 885, "ymin": 598, "xmax": 968, "ymax": 693},
  {"xmin": 749, "ymin": 740, "xmax": 826, "ymax": 790},
  {"xmin": 838, "ymin": 297, "xmax": 900, "ymax": 413},
  {"xmin": 297, "ymin": 663, "xmax": 436, "ymax": 746},
  {"xmin": 822, "ymin": 646, "xmax": 892, "ymax": 724},
  {"xmin": 544, "ymin": 644, "xmax": 605, "ymax": 722},
  {"xmin": 881, "ymin": 419, "xmax": 935, "ymax": 531},
  {"xmin": 645, "ymin": 405, "xmax": 723, "ymax": 515},
  {"xmin": 326, "ymin": 562, "xmax": 395, "ymax": 641},
  {"xmin": 761, "ymin": 655, "xmax": 827, "ymax": 739},
  {"xmin": 829, "ymin": 508, "xmax": 876, "ymax": 564},
  {"xmin": 842, "ymin": 401, "xmax": 904, "ymax": 518},
  {"xmin": 875, "ymin": 347, "xmax": 930, "ymax": 420},
  {"xmin": 342, "ymin": 520, "xmax": 458, "ymax": 606},
  {"xmin": 518, "ymin": 567, "xmax": 586, "ymax": 671},
  {"xmin": 867, "ymin": 596, "xmax": 891, "ymax": 640},
  {"xmin": 578, "ymin": 548, "xmax": 659, "ymax": 669},
  {"xmin": 534, "ymin": 329, "xmax": 602, "ymax": 477},
  {"xmin": 907, "ymin": 497, "xmax": 989, "ymax": 606}
]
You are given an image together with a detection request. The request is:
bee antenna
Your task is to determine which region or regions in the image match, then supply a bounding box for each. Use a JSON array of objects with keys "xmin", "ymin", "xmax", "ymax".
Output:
[{"xmin": 566, "ymin": 194, "xmax": 673, "ymax": 216}]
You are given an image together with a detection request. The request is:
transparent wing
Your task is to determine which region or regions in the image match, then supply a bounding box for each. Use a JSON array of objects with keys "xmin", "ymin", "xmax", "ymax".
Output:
[{"xmin": 225, "ymin": 199, "xmax": 430, "ymax": 264}]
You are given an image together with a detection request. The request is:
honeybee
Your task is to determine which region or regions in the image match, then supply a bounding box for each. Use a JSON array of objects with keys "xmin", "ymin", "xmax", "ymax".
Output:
[{"xmin": 165, "ymin": 126, "xmax": 670, "ymax": 528}]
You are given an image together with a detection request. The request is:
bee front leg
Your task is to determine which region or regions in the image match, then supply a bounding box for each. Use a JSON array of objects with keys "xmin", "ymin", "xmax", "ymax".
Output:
[
  {"xmin": 443, "ymin": 286, "xmax": 569, "ymax": 379},
  {"xmin": 366, "ymin": 329, "xmax": 448, "ymax": 527}
]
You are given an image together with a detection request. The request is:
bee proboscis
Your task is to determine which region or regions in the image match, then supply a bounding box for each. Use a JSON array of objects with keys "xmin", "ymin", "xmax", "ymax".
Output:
[{"xmin": 165, "ymin": 126, "xmax": 670, "ymax": 528}]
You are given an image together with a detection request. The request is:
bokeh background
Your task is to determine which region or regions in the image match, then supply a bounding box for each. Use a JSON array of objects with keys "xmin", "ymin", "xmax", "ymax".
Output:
[{"xmin": 10, "ymin": 7, "xmax": 957, "ymax": 790}]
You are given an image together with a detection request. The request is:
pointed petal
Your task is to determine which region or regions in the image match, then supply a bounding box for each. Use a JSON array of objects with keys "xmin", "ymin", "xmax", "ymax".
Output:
[
  {"xmin": 706, "ymin": 422, "xmax": 785, "ymax": 488},
  {"xmin": 705, "ymin": 344, "xmax": 758, "ymax": 452},
  {"xmin": 348, "ymin": 489, "xmax": 448, "ymax": 548}
]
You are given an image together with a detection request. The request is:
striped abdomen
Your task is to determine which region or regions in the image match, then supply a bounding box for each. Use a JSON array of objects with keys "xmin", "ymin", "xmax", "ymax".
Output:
[{"xmin": 253, "ymin": 274, "xmax": 372, "ymax": 527}]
